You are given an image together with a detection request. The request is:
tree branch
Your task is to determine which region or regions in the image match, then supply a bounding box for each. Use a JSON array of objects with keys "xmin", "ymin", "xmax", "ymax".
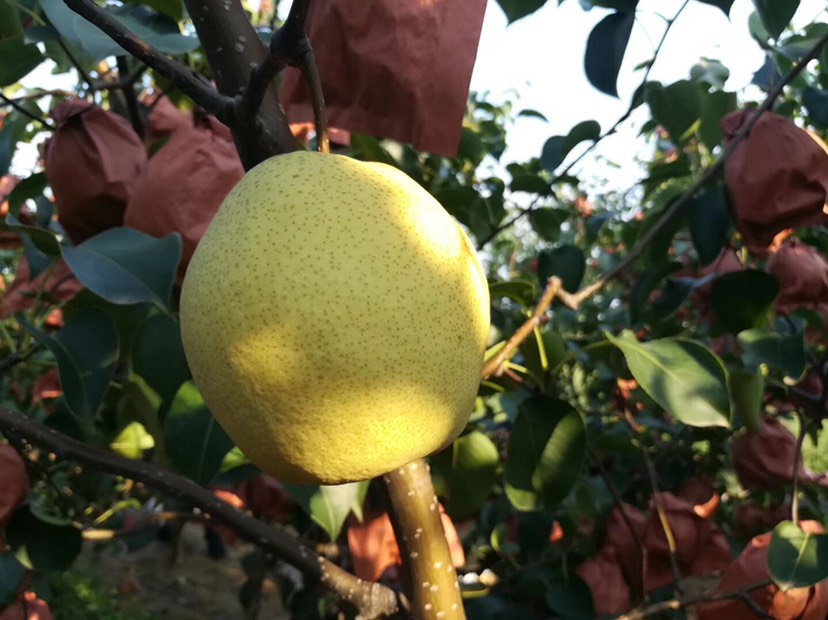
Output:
[
  {"xmin": 183, "ymin": 0, "xmax": 298, "ymax": 167},
  {"xmin": 62, "ymin": 0, "xmax": 233, "ymax": 123},
  {"xmin": 238, "ymin": 0, "xmax": 329, "ymax": 154},
  {"xmin": 481, "ymin": 277, "xmax": 561, "ymax": 380},
  {"xmin": 384, "ymin": 460, "xmax": 463, "ymax": 619},
  {"xmin": 0, "ymin": 407, "xmax": 402, "ymax": 620},
  {"xmin": 614, "ymin": 579, "xmax": 775, "ymax": 620}
]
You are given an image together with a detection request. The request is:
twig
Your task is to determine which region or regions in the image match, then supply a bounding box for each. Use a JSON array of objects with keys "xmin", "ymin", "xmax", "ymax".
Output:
[
  {"xmin": 0, "ymin": 345, "xmax": 40, "ymax": 375},
  {"xmin": 614, "ymin": 579, "xmax": 774, "ymax": 620},
  {"xmin": 61, "ymin": 0, "xmax": 233, "ymax": 124},
  {"xmin": 0, "ymin": 92, "xmax": 55, "ymax": 130},
  {"xmin": 588, "ymin": 447, "xmax": 646, "ymax": 600},
  {"xmin": 238, "ymin": 0, "xmax": 329, "ymax": 153},
  {"xmin": 791, "ymin": 412, "xmax": 808, "ymax": 525},
  {"xmin": 384, "ymin": 460, "xmax": 462, "ymax": 619},
  {"xmin": 116, "ymin": 56, "xmax": 144, "ymax": 137},
  {"xmin": 481, "ymin": 277, "xmax": 561, "ymax": 380},
  {"xmin": 0, "ymin": 407, "xmax": 402, "ymax": 620},
  {"xmin": 57, "ymin": 38, "xmax": 95, "ymax": 89},
  {"xmin": 477, "ymin": 1, "xmax": 689, "ymax": 249},
  {"xmin": 561, "ymin": 26, "xmax": 828, "ymax": 310},
  {"xmin": 635, "ymin": 435, "xmax": 683, "ymax": 594}
]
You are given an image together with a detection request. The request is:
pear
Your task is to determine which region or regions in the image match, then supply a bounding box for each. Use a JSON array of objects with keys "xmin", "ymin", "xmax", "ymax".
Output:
[{"xmin": 179, "ymin": 151, "xmax": 490, "ymax": 484}]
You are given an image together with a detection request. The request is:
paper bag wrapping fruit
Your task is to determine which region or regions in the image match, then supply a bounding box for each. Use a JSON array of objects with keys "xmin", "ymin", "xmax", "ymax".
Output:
[
  {"xmin": 722, "ymin": 110, "xmax": 828, "ymax": 253},
  {"xmin": 280, "ymin": 0, "xmax": 487, "ymax": 157}
]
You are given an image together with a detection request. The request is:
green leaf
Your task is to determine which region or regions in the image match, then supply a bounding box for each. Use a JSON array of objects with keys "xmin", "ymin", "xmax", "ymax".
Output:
[
  {"xmin": 496, "ymin": 0, "xmax": 548, "ymax": 23},
  {"xmin": 441, "ymin": 431, "xmax": 500, "ymax": 519},
  {"xmin": 540, "ymin": 136, "xmax": 567, "ymax": 173},
  {"xmin": 606, "ymin": 331, "xmax": 731, "ymax": 427},
  {"xmin": 117, "ymin": 376, "xmax": 166, "ymax": 463},
  {"xmin": 504, "ymin": 397, "xmax": 587, "ymax": 511},
  {"xmin": 710, "ymin": 270, "xmax": 779, "ymax": 334},
  {"xmin": 699, "ymin": 90, "xmax": 738, "ymax": 149},
  {"xmin": 0, "ymin": 36, "xmax": 43, "ymax": 86},
  {"xmin": 579, "ymin": 0, "xmax": 638, "ymax": 12},
  {"xmin": 688, "ymin": 186, "xmax": 730, "ymax": 265},
  {"xmin": 0, "ymin": 553, "xmax": 26, "ymax": 607},
  {"xmin": 645, "ymin": 80, "xmax": 702, "ymax": 142},
  {"xmin": 729, "ymin": 369, "xmax": 764, "ymax": 432},
  {"xmin": 7, "ymin": 172, "xmax": 47, "ymax": 217},
  {"xmin": 529, "ymin": 208, "xmax": 567, "ymax": 242},
  {"xmin": 488, "ymin": 280, "xmax": 537, "ymax": 306},
  {"xmin": 0, "ymin": 0, "xmax": 24, "ymax": 39},
  {"xmin": 122, "ymin": 0, "xmax": 184, "ymax": 22},
  {"xmin": 164, "ymin": 382, "xmax": 233, "ymax": 485},
  {"xmin": 111, "ymin": 6, "xmax": 200, "ymax": 54},
  {"xmin": 510, "ymin": 173, "xmax": 551, "ymax": 195},
  {"xmin": 584, "ymin": 11, "xmax": 636, "ymax": 97},
  {"xmin": 283, "ymin": 482, "xmax": 369, "ymax": 542},
  {"xmin": 6, "ymin": 506, "xmax": 82, "ymax": 571},
  {"xmin": 0, "ymin": 111, "xmax": 29, "ymax": 176},
  {"xmin": 768, "ymin": 521, "xmax": 828, "ymax": 590},
  {"xmin": 110, "ymin": 421, "xmax": 155, "ymax": 460},
  {"xmin": 738, "ymin": 329, "xmax": 806, "ymax": 380},
  {"xmin": 540, "ymin": 121, "xmax": 601, "ymax": 173},
  {"xmin": 752, "ymin": 0, "xmax": 800, "ymax": 39},
  {"xmin": 131, "ymin": 312, "xmax": 191, "ymax": 406},
  {"xmin": 40, "ymin": 0, "xmax": 198, "ymax": 59},
  {"xmin": 4, "ymin": 214, "xmax": 61, "ymax": 255},
  {"xmin": 803, "ymin": 87, "xmax": 828, "ymax": 128},
  {"xmin": 694, "ymin": 0, "xmax": 735, "ymax": 16},
  {"xmin": 23, "ymin": 308, "xmax": 119, "ymax": 427},
  {"xmin": 537, "ymin": 245, "xmax": 585, "ymax": 293},
  {"xmin": 61, "ymin": 228, "xmax": 181, "ymax": 311}
]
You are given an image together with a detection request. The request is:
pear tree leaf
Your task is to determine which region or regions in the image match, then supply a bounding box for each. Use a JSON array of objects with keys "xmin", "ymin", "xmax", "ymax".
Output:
[
  {"xmin": 283, "ymin": 482, "xmax": 369, "ymax": 541},
  {"xmin": 768, "ymin": 521, "xmax": 828, "ymax": 590},
  {"xmin": 729, "ymin": 369, "xmax": 764, "ymax": 432},
  {"xmin": 0, "ymin": 554, "xmax": 26, "ymax": 606},
  {"xmin": 606, "ymin": 331, "xmax": 731, "ymax": 427},
  {"xmin": 584, "ymin": 11, "xmax": 636, "ymax": 97},
  {"xmin": 110, "ymin": 421, "xmax": 156, "ymax": 460},
  {"xmin": 688, "ymin": 185, "xmax": 730, "ymax": 265},
  {"xmin": 22, "ymin": 308, "xmax": 119, "ymax": 428},
  {"xmin": 752, "ymin": 0, "xmax": 800, "ymax": 39},
  {"xmin": 496, "ymin": 0, "xmax": 548, "ymax": 23},
  {"xmin": 504, "ymin": 396, "xmax": 586, "ymax": 511},
  {"xmin": 4, "ymin": 214, "xmax": 61, "ymax": 255},
  {"xmin": 738, "ymin": 329, "xmax": 806, "ymax": 380},
  {"xmin": 0, "ymin": 36, "xmax": 44, "ymax": 86},
  {"xmin": 61, "ymin": 228, "xmax": 181, "ymax": 311},
  {"xmin": 537, "ymin": 245, "xmax": 585, "ymax": 292},
  {"xmin": 710, "ymin": 271, "xmax": 779, "ymax": 334},
  {"xmin": 645, "ymin": 80, "xmax": 703, "ymax": 142},
  {"xmin": 6, "ymin": 506, "xmax": 82, "ymax": 571},
  {"xmin": 165, "ymin": 382, "xmax": 233, "ymax": 485},
  {"xmin": 442, "ymin": 431, "xmax": 500, "ymax": 519}
]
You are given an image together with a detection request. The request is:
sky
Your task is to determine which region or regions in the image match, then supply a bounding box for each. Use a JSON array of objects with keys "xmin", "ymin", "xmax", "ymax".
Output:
[{"xmin": 468, "ymin": 0, "xmax": 827, "ymax": 187}]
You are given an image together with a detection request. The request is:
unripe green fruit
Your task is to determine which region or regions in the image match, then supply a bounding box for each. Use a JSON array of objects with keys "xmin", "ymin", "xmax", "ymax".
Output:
[{"xmin": 179, "ymin": 151, "xmax": 490, "ymax": 484}]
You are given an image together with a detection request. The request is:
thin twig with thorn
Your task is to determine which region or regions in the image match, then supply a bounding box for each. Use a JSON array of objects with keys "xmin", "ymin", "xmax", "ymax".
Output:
[{"xmin": 0, "ymin": 92, "xmax": 55, "ymax": 130}]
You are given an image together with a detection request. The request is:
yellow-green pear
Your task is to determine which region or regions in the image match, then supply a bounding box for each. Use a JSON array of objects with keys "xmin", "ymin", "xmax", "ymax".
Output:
[{"xmin": 179, "ymin": 151, "xmax": 490, "ymax": 484}]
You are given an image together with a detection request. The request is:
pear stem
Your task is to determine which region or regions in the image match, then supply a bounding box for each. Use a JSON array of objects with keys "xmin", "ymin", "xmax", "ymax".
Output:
[{"xmin": 384, "ymin": 459, "xmax": 466, "ymax": 620}]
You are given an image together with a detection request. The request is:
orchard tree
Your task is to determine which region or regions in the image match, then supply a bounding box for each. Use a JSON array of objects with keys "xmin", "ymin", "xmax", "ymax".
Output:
[{"xmin": 1, "ymin": 0, "xmax": 828, "ymax": 619}]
